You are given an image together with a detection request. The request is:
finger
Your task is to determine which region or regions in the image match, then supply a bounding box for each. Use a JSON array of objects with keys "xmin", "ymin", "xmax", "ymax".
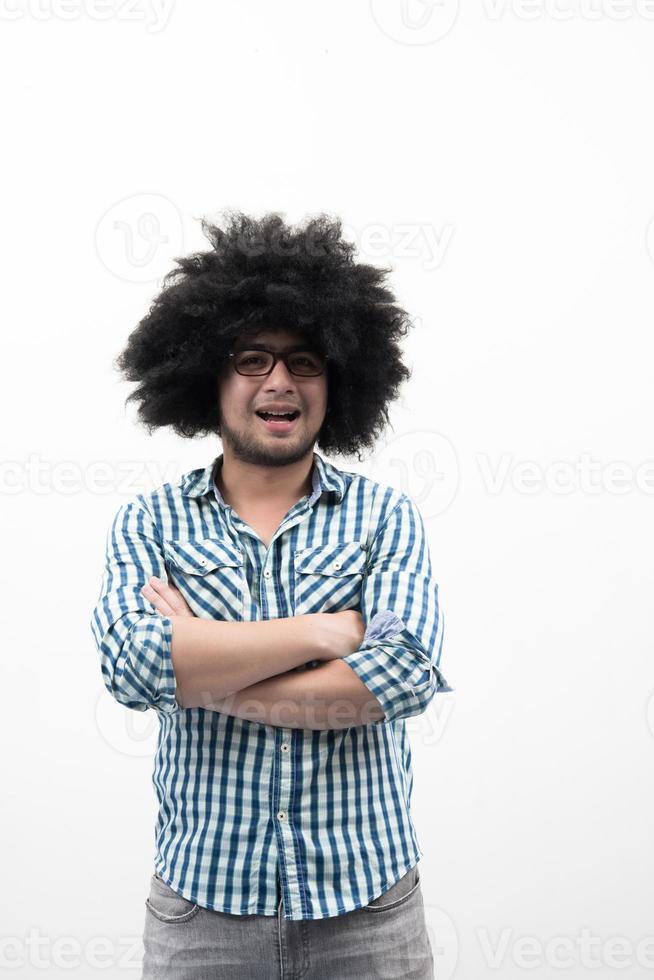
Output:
[
  {"xmin": 140, "ymin": 583, "xmax": 176, "ymax": 617},
  {"xmin": 141, "ymin": 583, "xmax": 176, "ymax": 615},
  {"xmin": 145, "ymin": 576, "xmax": 192, "ymax": 616},
  {"xmin": 147, "ymin": 576, "xmax": 182, "ymax": 600}
]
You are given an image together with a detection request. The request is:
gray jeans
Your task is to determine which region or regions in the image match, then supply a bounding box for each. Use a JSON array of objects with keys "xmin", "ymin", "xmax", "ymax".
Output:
[{"xmin": 141, "ymin": 865, "xmax": 435, "ymax": 979}]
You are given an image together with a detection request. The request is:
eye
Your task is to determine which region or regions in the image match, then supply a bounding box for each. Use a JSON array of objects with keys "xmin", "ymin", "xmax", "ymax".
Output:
[{"xmin": 290, "ymin": 353, "xmax": 321, "ymax": 370}]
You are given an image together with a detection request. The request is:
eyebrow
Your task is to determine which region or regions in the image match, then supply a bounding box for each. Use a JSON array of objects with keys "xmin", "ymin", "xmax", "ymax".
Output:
[{"xmin": 235, "ymin": 343, "xmax": 313, "ymax": 353}]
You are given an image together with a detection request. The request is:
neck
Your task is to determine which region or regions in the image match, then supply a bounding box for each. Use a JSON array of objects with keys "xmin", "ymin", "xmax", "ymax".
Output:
[{"xmin": 214, "ymin": 450, "xmax": 315, "ymax": 509}]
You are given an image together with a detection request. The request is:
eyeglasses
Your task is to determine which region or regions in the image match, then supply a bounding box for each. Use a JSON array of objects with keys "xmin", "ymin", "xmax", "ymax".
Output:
[{"xmin": 228, "ymin": 347, "xmax": 328, "ymax": 377}]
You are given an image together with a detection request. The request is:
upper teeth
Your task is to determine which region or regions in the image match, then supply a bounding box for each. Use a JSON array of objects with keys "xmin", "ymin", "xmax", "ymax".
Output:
[{"xmin": 266, "ymin": 411, "xmax": 292, "ymax": 416}]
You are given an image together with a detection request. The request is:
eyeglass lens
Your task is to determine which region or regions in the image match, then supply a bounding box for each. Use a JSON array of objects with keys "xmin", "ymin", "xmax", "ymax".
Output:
[{"xmin": 234, "ymin": 350, "xmax": 325, "ymax": 376}]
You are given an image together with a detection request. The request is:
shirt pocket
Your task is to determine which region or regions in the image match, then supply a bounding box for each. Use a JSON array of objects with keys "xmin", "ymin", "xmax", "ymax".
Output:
[
  {"xmin": 293, "ymin": 540, "xmax": 367, "ymax": 615},
  {"xmin": 162, "ymin": 537, "xmax": 244, "ymax": 621}
]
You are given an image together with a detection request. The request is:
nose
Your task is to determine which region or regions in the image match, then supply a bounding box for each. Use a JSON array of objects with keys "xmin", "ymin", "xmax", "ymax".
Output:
[{"xmin": 264, "ymin": 357, "xmax": 298, "ymax": 388}]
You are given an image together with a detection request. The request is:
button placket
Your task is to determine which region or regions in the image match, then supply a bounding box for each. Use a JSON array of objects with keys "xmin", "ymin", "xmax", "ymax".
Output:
[{"xmin": 275, "ymin": 726, "xmax": 300, "ymax": 916}]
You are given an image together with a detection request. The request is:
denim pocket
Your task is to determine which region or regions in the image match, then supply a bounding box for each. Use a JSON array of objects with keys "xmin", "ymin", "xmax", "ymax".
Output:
[
  {"xmin": 362, "ymin": 865, "xmax": 421, "ymax": 913},
  {"xmin": 145, "ymin": 874, "xmax": 201, "ymax": 923}
]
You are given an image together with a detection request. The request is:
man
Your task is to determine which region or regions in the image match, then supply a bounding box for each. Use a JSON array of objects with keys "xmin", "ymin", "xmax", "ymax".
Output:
[{"xmin": 91, "ymin": 211, "xmax": 452, "ymax": 979}]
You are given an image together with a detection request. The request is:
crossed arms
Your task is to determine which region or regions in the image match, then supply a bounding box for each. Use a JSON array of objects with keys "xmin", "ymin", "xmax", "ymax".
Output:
[
  {"xmin": 90, "ymin": 494, "xmax": 449, "ymax": 730},
  {"xmin": 141, "ymin": 596, "xmax": 386, "ymax": 729}
]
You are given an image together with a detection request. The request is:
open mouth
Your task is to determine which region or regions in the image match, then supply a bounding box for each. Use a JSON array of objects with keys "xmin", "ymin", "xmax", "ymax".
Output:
[{"xmin": 255, "ymin": 410, "xmax": 301, "ymax": 433}]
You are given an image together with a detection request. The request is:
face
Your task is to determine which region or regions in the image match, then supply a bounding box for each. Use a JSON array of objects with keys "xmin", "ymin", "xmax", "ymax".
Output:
[{"xmin": 216, "ymin": 329, "xmax": 329, "ymax": 467}]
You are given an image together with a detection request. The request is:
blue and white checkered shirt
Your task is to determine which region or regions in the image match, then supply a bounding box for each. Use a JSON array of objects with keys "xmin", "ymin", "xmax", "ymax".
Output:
[{"xmin": 90, "ymin": 451, "xmax": 451, "ymax": 920}]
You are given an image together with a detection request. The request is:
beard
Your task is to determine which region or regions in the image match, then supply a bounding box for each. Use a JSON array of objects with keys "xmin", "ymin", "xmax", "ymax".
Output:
[{"xmin": 217, "ymin": 412, "xmax": 322, "ymax": 467}]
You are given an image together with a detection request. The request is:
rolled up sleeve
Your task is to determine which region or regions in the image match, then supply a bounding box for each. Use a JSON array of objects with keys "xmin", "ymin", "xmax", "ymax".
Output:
[
  {"xmin": 90, "ymin": 497, "xmax": 182, "ymax": 714},
  {"xmin": 341, "ymin": 495, "xmax": 452, "ymax": 724}
]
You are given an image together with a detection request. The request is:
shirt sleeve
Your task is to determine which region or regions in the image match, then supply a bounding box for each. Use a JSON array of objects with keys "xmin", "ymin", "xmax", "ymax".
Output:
[
  {"xmin": 341, "ymin": 494, "xmax": 452, "ymax": 724},
  {"xmin": 90, "ymin": 497, "xmax": 182, "ymax": 715}
]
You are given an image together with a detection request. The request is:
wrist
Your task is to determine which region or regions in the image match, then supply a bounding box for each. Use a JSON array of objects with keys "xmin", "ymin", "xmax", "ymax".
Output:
[{"xmin": 299, "ymin": 614, "xmax": 334, "ymax": 661}]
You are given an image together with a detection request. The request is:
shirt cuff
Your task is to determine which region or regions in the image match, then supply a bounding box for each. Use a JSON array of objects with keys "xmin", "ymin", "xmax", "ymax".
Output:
[
  {"xmin": 341, "ymin": 609, "xmax": 453, "ymax": 723},
  {"xmin": 126, "ymin": 615, "xmax": 182, "ymax": 715}
]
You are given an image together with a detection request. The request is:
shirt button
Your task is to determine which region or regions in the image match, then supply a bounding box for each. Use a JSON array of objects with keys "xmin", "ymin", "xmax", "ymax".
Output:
[
  {"xmin": 263, "ymin": 569, "xmax": 272, "ymax": 578},
  {"xmin": 281, "ymin": 743, "xmax": 289, "ymax": 752},
  {"xmin": 332, "ymin": 561, "xmax": 341, "ymax": 571},
  {"xmin": 277, "ymin": 810, "xmax": 286, "ymax": 821}
]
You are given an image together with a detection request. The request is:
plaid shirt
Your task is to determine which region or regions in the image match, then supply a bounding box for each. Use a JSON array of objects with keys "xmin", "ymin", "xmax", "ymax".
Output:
[{"xmin": 90, "ymin": 451, "xmax": 451, "ymax": 920}]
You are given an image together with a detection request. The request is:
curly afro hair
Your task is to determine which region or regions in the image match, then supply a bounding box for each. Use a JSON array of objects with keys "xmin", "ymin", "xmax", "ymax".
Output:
[{"xmin": 114, "ymin": 209, "xmax": 415, "ymax": 461}]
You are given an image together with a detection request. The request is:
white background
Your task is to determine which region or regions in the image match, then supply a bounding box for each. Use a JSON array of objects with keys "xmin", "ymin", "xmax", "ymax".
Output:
[{"xmin": 2, "ymin": 1, "xmax": 653, "ymax": 977}]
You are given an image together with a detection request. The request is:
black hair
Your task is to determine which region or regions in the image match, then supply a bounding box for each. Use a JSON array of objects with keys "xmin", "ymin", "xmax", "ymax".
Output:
[{"xmin": 114, "ymin": 209, "xmax": 415, "ymax": 460}]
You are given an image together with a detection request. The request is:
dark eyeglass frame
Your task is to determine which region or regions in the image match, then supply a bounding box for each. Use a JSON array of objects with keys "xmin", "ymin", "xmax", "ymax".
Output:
[{"xmin": 228, "ymin": 346, "xmax": 329, "ymax": 377}]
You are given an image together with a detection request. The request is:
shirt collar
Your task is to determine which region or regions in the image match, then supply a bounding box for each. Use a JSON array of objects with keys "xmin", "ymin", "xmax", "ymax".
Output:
[{"xmin": 180, "ymin": 451, "xmax": 345, "ymax": 506}]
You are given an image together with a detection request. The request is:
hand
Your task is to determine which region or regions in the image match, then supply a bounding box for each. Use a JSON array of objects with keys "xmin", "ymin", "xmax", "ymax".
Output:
[
  {"xmin": 311, "ymin": 609, "xmax": 366, "ymax": 660},
  {"xmin": 140, "ymin": 576, "xmax": 195, "ymax": 618}
]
